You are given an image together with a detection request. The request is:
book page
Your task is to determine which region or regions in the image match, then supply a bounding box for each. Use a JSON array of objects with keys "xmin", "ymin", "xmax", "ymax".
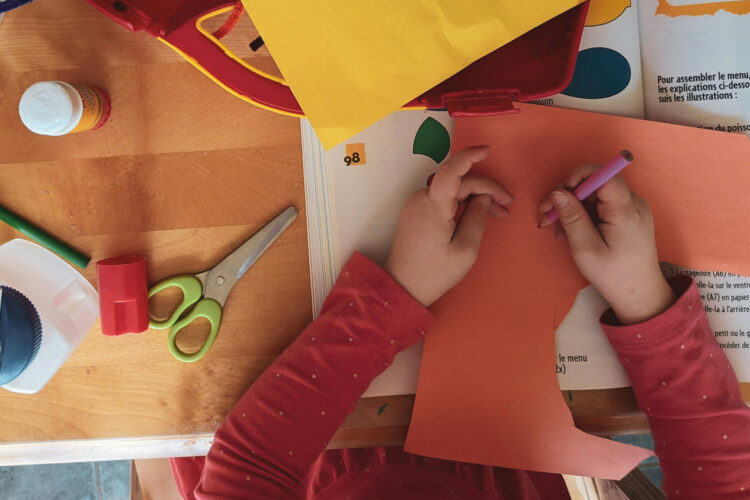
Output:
[
  {"xmin": 554, "ymin": 286, "xmax": 631, "ymax": 390},
  {"xmin": 554, "ymin": 0, "xmax": 750, "ymax": 389},
  {"xmin": 555, "ymin": 265, "xmax": 750, "ymax": 389},
  {"xmin": 326, "ymin": 111, "xmax": 454, "ymax": 275},
  {"xmin": 638, "ymin": 0, "xmax": 750, "ymax": 134},
  {"xmin": 306, "ymin": 112, "xmax": 750, "ymax": 396},
  {"xmin": 304, "ymin": 111, "xmax": 455, "ymax": 397},
  {"xmin": 551, "ymin": 0, "xmax": 750, "ymax": 389},
  {"xmin": 543, "ymin": 0, "xmax": 645, "ymax": 118},
  {"xmin": 664, "ymin": 265, "xmax": 750, "ymax": 382}
]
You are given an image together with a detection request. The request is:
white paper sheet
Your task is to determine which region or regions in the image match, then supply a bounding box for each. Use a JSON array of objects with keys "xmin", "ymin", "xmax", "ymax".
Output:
[
  {"xmin": 638, "ymin": 0, "xmax": 750, "ymax": 135},
  {"xmin": 555, "ymin": 264, "xmax": 750, "ymax": 390},
  {"xmin": 302, "ymin": 111, "xmax": 455, "ymax": 397}
]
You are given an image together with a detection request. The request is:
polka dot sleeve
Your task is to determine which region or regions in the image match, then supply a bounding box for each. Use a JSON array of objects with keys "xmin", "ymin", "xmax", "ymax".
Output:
[
  {"xmin": 191, "ymin": 252, "xmax": 433, "ymax": 499},
  {"xmin": 601, "ymin": 275, "xmax": 750, "ymax": 499}
]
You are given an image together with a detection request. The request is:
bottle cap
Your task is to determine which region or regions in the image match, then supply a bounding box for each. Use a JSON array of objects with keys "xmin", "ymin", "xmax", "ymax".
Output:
[
  {"xmin": 18, "ymin": 81, "xmax": 82, "ymax": 136},
  {"xmin": 0, "ymin": 286, "xmax": 42, "ymax": 385},
  {"xmin": 97, "ymin": 256, "xmax": 149, "ymax": 335}
]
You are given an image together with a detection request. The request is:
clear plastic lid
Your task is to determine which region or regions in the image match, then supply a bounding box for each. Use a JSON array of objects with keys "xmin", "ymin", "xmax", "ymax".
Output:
[{"xmin": 0, "ymin": 240, "xmax": 99, "ymax": 394}]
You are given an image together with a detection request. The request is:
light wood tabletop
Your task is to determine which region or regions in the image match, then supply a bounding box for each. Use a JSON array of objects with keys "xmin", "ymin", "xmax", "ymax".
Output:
[
  {"xmin": 1, "ymin": 0, "xmax": 747, "ymax": 467},
  {"xmin": 0, "ymin": 0, "xmax": 312, "ymax": 464}
]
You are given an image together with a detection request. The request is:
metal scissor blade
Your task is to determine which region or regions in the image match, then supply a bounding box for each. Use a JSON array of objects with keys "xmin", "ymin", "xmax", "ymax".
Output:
[{"xmin": 203, "ymin": 206, "xmax": 298, "ymax": 306}]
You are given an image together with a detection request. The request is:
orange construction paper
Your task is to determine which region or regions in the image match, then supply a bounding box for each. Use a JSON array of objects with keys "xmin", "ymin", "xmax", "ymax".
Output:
[{"xmin": 405, "ymin": 103, "xmax": 750, "ymax": 479}]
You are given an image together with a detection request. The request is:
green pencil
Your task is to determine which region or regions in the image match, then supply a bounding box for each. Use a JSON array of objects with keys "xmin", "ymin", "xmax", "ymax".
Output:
[{"xmin": 0, "ymin": 204, "xmax": 90, "ymax": 269}]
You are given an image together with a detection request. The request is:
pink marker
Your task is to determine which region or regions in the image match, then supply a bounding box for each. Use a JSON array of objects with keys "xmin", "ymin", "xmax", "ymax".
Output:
[{"xmin": 539, "ymin": 150, "xmax": 633, "ymax": 228}]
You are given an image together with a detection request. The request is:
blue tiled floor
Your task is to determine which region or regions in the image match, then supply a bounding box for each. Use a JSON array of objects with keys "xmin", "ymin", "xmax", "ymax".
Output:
[
  {"xmin": 613, "ymin": 433, "xmax": 663, "ymax": 487},
  {"xmin": 0, "ymin": 461, "xmax": 130, "ymax": 500}
]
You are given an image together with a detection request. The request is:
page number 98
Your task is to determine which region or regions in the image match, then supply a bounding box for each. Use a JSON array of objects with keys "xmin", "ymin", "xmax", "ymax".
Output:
[
  {"xmin": 344, "ymin": 152, "xmax": 360, "ymax": 166},
  {"xmin": 344, "ymin": 143, "xmax": 366, "ymax": 166}
]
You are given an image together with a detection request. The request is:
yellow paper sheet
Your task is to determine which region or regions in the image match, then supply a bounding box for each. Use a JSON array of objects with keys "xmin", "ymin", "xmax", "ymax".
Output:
[{"xmin": 242, "ymin": 0, "xmax": 585, "ymax": 149}]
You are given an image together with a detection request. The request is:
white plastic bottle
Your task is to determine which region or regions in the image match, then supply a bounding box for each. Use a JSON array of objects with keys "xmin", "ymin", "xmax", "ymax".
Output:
[
  {"xmin": 18, "ymin": 81, "xmax": 111, "ymax": 136},
  {"xmin": 0, "ymin": 239, "xmax": 99, "ymax": 394}
]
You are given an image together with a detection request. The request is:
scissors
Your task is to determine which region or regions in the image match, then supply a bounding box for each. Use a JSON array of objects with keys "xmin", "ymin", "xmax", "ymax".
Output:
[{"xmin": 148, "ymin": 206, "xmax": 297, "ymax": 362}]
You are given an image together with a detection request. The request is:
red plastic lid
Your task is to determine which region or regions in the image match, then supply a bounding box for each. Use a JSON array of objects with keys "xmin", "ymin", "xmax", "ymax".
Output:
[
  {"xmin": 408, "ymin": 3, "xmax": 588, "ymax": 115},
  {"xmin": 85, "ymin": 0, "xmax": 587, "ymax": 118},
  {"xmin": 97, "ymin": 255, "xmax": 149, "ymax": 335}
]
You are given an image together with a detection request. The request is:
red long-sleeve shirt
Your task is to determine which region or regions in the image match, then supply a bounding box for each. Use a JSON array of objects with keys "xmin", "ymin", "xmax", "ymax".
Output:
[{"xmin": 172, "ymin": 253, "xmax": 750, "ymax": 499}]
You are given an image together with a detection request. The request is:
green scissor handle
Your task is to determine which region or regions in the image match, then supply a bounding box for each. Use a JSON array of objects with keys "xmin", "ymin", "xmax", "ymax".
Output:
[
  {"xmin": 168, "ymin": 298, "xmax": 223, "ymax": 363},
  {"xmin": 148, "ymin": 275, "xmax": 204, "ymax": 330}
]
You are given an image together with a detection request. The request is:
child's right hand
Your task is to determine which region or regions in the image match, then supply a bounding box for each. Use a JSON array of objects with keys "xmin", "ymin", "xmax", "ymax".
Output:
[{"xmin": 538, "ymin": 165, "xmax": 676, "ymax": 325}]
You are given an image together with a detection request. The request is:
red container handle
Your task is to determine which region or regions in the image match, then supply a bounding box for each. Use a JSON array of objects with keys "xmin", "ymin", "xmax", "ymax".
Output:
[
  {"xmin": 84, "ymin": 1, "xmax": 589, "ymax": 119},
  {"xmin": 85, "ymin": 1, "xmax": 304, "ymax": 115},
  {"xmin": 162, "ymin": 4, "xmax": 303, "ymax": 115}
]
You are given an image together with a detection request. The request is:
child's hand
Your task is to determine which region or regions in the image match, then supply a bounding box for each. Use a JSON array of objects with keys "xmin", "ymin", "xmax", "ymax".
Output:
[
  {"xmin": 539, "ymin": 165, "xmax": 675, "ymax": 324},
  {"xmin": 385, "ymin": 146, "xmax": 513, "ymax": 307}
]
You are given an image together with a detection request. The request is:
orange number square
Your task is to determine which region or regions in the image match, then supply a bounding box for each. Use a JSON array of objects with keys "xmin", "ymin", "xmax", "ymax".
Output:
[{"xmin": 345, "ymin": 143, "xmax": 366, "ymax": 166}]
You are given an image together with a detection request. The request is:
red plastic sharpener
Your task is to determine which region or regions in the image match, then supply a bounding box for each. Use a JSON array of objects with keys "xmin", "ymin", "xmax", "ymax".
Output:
[{"xmin": 97, "ymin": 255, "xmax": 149, "ymax": 335}]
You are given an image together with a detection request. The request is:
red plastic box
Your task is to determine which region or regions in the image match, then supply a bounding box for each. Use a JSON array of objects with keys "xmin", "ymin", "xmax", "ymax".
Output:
[{"xmin": 84, "ymin": 0, "xmax": 587, "ymax": 118}]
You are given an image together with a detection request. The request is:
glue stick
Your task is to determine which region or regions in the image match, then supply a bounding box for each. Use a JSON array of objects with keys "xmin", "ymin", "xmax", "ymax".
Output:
[{"xmin": 18, "ymin": 81, "xmax": 111, "ymax": 136}]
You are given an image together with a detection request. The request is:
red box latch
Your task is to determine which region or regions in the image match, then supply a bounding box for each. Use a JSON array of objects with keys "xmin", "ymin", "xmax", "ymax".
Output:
[{"xmin": 443, "ymin": 90, "xmax": 520, "ymax": 117}]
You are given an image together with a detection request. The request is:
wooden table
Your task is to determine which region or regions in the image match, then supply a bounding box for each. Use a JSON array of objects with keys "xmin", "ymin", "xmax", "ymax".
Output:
[
  {"xmin": 0, "ymin": 0, "xmax": 313, "ymax": 464},
  {"xmin": 1, "ymin": 1, "xmax": 747, "ymax": 467}
]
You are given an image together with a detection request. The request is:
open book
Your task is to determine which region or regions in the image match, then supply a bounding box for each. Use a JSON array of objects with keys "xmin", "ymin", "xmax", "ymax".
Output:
[
  {"xmin": 302, "ymin": 0, "xmax": 750, "ymax": 397},
  {"xmin": 301, "ymin": 111, "xmax": 454, "ymax": 397},
  {"xmin": 546, "ymin": 0, "xmax": 750, "ymax": 132}
]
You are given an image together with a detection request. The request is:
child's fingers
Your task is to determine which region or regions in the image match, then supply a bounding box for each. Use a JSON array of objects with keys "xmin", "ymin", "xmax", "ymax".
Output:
[
  {"xmin": 452, "ymin": 194, "xmax": 491, "ymax": 253},
  {"xmin": 564, "ymin": 163, "xmax": 633, "ymax": 207},
  {"xmin": 538, "ymin": 196, "xmax": 555, "ymax": 214},
  {"xmin": 489, "ymin": 202, "xmax": 510, "ymax": 218},
  {"xmin": 429, "ymin": 146, "xmax": 490, "ymax": 207},
  {"xmin": 457, "ymin": 174, "xmax": 515, "ymax": 206},
  {"xmin": 562, "ymin": 164, "xmax": 599, "ymax": 189},
  {"xmin": 593, "ymin": 174, "xmax": 633, "ymax": 207},
  {"xmin": 550, "ymin": 190, "xmax": 605, "ymax": 255},
  {"xmin": 538, "ymin": 164, "xmax": 634, "ymax": 214},
  {"xmin": 554, "ymin": 223, "xmax": 567, "ymax": 241},
  {"xmin": 538, "ymin": 164, "xmax": 598, "ymax": 213}
]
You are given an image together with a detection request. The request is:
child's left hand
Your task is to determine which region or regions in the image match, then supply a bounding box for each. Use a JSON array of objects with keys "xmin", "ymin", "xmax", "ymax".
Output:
[{"xmin": 385, "ymin": 146, "xmax": 513, "ymax": 307}]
